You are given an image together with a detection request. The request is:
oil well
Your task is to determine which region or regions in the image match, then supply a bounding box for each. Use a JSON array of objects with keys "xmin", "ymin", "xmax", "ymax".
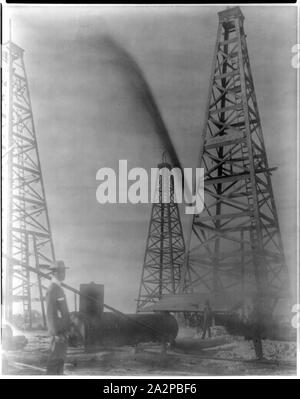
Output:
[{"xmin": 1, "ymin": 7, "xmax": 296, "ymax": 373}]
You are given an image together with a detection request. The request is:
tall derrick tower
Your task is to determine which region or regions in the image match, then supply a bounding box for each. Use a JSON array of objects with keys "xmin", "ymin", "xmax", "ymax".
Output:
[
  {"xmin": 180, "ymin": 7, "xmax": 289, "ymax": 311},
  {"xmin": 2, "ymin": 36, "xmax": 56, "ymax": 328},
  {"xmin": 136, "ymin": 157, "xmax": 186, "ymax": 312}
]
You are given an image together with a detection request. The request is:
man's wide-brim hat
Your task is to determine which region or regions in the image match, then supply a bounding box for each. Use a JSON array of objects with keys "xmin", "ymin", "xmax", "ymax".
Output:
[{"xmin": 49, "ymin": 260, "xmax": 69, "ymax": 271}]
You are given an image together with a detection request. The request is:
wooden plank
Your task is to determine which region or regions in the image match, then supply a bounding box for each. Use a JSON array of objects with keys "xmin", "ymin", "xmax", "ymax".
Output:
[
  {"xmin": 219, "ymin": 37, "xmax": 238, "ymax": 46},
  {"xmin": 210, "ymin": 103, "xmax": 242, "ymax": 115},
  {"xmin": 199, "ymin": 211, "xmax": 251, "ymax": 222},
  {"xmin": 214, "ymin": 70, "xmax": 239, "ymax": 80},
  {"xmin": 228, "ymin": 51, "xmax": 238, "ymax": 58},
  {"xmin": 205, "ymin": 130, "xmax": 245, "ymax": 149},
  {"xmin": 12, "ymin": 163, "xmax": 40, "ymax": 176},
  {"xmin": 13, "ymin": 195, "xmax": 44, "ymax": 207},
  {"xmin": 11, "ymin": 227, "xmax": 50, "ymax": 238},
  {"xmin": 219, "ymin": 224, "xmax": 274, "ymax": 232},
  {"xmin": 205, "ymin": 172, "xmax": 250, "ymax": 185},
  {"xmin": 228, "ymin": 189, "xmax": 269, "ymax": 197},
  {"xmin": 13, "ymin": 101, "xmax": 30, "ymax": 113},
  {"xmin": 14, "ymin": 72, "xmax": 26, "ymax": 81},
  {"xmin": 13, "ymin": 132, "xmax": 35, "ymax": 144}
]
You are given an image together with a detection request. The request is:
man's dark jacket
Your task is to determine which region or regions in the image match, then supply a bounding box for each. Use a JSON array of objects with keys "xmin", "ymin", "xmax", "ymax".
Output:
[{"xmin": 46, "ymin": 282, "xmax": 70, "ymax": 336}]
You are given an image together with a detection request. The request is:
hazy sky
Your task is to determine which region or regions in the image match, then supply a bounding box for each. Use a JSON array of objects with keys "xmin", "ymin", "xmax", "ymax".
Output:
[{"xmin": 5, "ymin": 5, "xmax": 298, "ymax": 312}]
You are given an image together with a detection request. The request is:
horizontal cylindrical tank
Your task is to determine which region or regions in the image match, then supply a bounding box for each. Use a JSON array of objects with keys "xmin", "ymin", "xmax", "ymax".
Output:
[{"xmin": 69, "ymin": 311, "xmax": 178, "ymax": 347}]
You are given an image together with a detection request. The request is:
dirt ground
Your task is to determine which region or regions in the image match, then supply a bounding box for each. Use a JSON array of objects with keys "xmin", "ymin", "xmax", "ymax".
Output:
[{"xmin": 2, "ymin": 328, "xmax": 297, "ymax": 376}]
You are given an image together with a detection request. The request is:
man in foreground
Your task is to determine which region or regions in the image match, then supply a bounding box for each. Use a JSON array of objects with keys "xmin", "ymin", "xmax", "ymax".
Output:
[{"xmin": 46, "ymin": 260, "xmax": 70, "ymax": 375}]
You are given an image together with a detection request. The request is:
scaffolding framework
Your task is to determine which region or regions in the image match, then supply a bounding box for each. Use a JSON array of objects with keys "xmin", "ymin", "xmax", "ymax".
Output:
[
  {"xmin": 180, "ymin": 7, "xmax": 289, "ymax": 310},
  {"xmin": 2, "ymin": 39, "xmax": 56, "ymax": 328},
  {"xmin": 136, "ymin": 161, "xmax": 186, "ymax": 312}
]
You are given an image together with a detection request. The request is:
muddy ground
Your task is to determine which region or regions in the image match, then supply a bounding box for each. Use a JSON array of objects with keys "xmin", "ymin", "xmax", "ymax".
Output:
[{"xmin": 2, "ymin": 328, "xmax": 297, "ymax": 376}]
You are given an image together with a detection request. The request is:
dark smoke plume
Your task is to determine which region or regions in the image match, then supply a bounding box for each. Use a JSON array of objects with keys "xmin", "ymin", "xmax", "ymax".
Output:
[{"xmin": 99, "ymin": 36, "xmax": 182, "ymax": 170}]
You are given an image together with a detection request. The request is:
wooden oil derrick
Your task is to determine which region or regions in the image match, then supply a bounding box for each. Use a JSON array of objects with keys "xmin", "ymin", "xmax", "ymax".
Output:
[
  {"xmin": 2, "ymin": 36, "xmax": 56, "ymax": 328},
  {"xmin": 136, "ymin": 157, "xmax": 186, "ymax": 312},
  {"xmin": 180, "ymin": 7, "xmax": 289, "ymax": 313}
]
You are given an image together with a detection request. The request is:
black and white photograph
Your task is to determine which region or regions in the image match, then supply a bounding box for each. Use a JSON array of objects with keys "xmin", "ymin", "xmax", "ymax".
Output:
[{"xmin": 1, "ymin": 3, "xmax": 299, "ymax": 378}]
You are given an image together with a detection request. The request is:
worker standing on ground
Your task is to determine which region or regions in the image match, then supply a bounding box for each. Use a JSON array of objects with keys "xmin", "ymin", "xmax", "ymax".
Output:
[
  {"xmin": 46, "ymin": 260, "xmax": 70, "ymax": 375},
  {"xmin": 201, "ymin": 299, "xmax": 213, "ymax": 339},
  {"xmin": 249, "ymin": 296, "xmax": 264, "ymax": 360}
]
